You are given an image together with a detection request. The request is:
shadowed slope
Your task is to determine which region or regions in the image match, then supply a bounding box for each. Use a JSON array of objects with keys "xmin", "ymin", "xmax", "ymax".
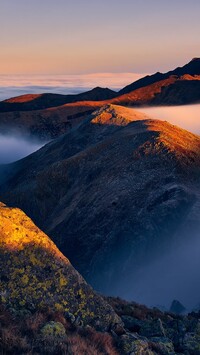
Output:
[
  {"xmin": 0, "ymin": 101, "xmax": 103, "ymax": 140},
  {"xmin": 0, "ymin": 105, "xmax": 200, "ymax": 296},
  {"xmin": 0, "ymin": 201, "xmax": 120, "ymax": 330}
]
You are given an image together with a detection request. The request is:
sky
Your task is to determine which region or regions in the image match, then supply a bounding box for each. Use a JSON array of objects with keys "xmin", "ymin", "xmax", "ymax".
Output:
[{"xmin": 1, "ymin": 0, "xmax": 200, "ymax": 75}]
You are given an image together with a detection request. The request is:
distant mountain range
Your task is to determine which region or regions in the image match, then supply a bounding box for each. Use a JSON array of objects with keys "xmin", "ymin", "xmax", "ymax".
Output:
[
  {"xmin": 0, "ymin": 58, "xmax": 199, "ymax": 114},
  {"xmin": 1, "ymin": 104, "xmax": 200, "ymax": 297},
  {"xmin": 0, "ymin": 58, "xmax": 199, "ymax": 140},
  {"xmin": 0, "ymin": 86, "xmax": 117, "ymax": 112}
]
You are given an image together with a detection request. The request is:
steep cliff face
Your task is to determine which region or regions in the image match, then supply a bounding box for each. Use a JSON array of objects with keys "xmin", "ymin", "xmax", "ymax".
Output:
[
  {"xmin": 0, "ymin": 105, "xmax": 200, "ymax": 298},
  {"xmin": 0, "ymin": 202, "xmax": 120, "ymax": 330}
]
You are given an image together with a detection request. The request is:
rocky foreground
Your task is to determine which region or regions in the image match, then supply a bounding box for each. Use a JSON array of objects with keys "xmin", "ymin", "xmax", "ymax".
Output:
[
  {"xmin": 107, "ymin": 297, "xmax": 200, "ymax": 354},
  {"xmin": 0, "ymin": 202, "xmax": 120, "ymax": 330},
  {"xmin": 1, "ymin": 202, "xmax": 200, "ymax": 354},
  {"xmin": 2, "ymin": 295, "xmax": 200, "ymax": 354}
]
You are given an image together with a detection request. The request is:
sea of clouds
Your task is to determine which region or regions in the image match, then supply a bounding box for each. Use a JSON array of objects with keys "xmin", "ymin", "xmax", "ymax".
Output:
[
  {"xmin": 0, "ymin": 73, "xmax": 144, "ymax": 101},
  {"xmin": 0, "ymin": 74, "xmax": 199, "ymax": 165},
  {"xmin": 137, "ymin": 105, "xmax": 200, "ymax": 135}
]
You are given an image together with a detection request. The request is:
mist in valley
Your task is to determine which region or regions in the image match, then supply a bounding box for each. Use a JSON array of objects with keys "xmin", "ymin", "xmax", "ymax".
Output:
[
  {"xmin": 137, "ymin": 104, "xmax": 200, "ymax": 135},
  {"xmin": 0, "ymin": 104, "xmax": 199, "ymax": 313},
  {"xmin": 106, "ymin": 225, "xmax": 200, "ymax": 313},
  {"xmin": 0, "ymin": 134, "xmax": 44, "ymax": 164}
]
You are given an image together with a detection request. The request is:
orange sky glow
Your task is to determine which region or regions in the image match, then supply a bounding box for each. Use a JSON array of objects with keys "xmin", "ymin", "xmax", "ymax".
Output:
[{"xmin": 1, "ymin": 0, "xmax": 199, "ymax": 75}]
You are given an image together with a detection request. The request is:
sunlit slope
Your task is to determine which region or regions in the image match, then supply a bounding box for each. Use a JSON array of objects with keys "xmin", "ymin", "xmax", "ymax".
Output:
[
  {"xmin": 1, "ymin": 74, "xmax": 199, "ymax": 140},
  {"xmin": 1, "ymin": 58, "xmax": 199, "ymax": 111},
  {"xmin": 118, "ymin": 57, "xmax": 200, "ymax": 105},
  {"xmin": 0, "ymin": 201, "xmax": 120, "ymax": 329},
  {"xmin": 111, "ymin": 75, "xmax": 200, "ymax": 106},
  {"xmin": 0, "ymin": 59, "xmax": 199, "ymax": 140}
]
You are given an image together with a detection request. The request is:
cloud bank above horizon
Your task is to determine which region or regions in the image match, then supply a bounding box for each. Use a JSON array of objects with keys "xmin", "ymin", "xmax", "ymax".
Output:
[{"xmin": 0, "ymin": 73, "xmax": 145, "ymax": 101}]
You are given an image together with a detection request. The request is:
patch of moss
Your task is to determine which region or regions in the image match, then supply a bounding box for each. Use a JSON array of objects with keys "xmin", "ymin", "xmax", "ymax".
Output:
[{"xmin": 41, "ymin": 321, "xmax": 66, "ymax": 339}]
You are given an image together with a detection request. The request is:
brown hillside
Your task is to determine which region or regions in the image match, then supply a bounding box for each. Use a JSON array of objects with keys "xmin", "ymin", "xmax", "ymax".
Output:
[{"xmin": 0, "ymin": 105, "xmax": 200, "ymax": 296}]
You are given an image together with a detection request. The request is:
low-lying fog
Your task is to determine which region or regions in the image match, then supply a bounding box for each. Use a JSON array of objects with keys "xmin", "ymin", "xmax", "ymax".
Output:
[
  {"xmin": 137, "ymin": 104, "xmax": 200, "ymax": 135},
  {"xmin": 0, "ymin": 134, "xmax": 44, "ymax": 164},
  {"xmin": 118, "ymin": 230, "xmax": 200, "ymax": 312}
]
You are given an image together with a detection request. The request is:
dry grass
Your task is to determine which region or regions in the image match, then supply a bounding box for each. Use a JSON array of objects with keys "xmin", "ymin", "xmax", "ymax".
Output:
[
  {"xmin": 105, "ymin": 296, "xmax": 179, "ymax": 322},
  {"xmin": 69, "ymin": 331, "xmax": 118, "ymax": 355},
  {"xmin": 0, "ymin": 305, "xmax": 119, "ymax": 355}
]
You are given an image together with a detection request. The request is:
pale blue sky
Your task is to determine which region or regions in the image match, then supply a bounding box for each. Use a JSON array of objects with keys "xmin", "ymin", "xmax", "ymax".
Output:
[{"xmin": 0, "ymin": 0, "xmax": 200, "ymax": 74}]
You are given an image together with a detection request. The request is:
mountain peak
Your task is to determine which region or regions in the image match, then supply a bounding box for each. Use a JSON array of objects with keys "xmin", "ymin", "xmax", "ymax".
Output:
[
  {"xmin": 190, "ymin": 57, "xmax": 200, "ymax": 62},
  {"xmin": 91, "ymin": 104, "xmax": 149, "ymax": 126},
  {"xmin": 119, "ymin": 58, "xmax": 200, "ymax": 101},
  {"xmin": 90, "ymin": 86, "xmax": 113, "ymax": 92}
]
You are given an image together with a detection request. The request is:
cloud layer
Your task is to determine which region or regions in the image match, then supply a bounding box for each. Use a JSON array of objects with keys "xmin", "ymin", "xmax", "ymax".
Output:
[
  {"xmin": 120, "ymin": 228, "xmax": 200, "ymax": 311},
  {"xmin": 0, "ymin": 73, "xmax": 145, "ymax": 101},
  {"xmin": 0, "ymin": 134, "xmax": 44, "ymax": 164},
  {"xmin": 137, "ymin": 105, "xmax": 200, "ymax": 135}
]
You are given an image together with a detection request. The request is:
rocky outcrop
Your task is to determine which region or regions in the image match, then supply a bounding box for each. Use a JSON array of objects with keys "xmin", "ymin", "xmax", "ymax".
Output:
[
  {"xmin": 107, "ymin": 297, "xmax": 200, "ymax": 354},
  {"xmin": 0, "ymin": 202, "xmax": 121, "ymax": 331}
]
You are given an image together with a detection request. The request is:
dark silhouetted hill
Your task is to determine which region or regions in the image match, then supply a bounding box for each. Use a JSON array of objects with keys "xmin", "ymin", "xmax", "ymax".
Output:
[{"xmin": 0, "ymin": 86, "xmax": 117, "ymax": 112}]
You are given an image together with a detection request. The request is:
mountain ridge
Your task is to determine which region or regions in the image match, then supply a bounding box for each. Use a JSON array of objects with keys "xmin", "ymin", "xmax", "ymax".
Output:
[
  {"xmin": 1, "ymin": 105, "xmax": 200, "ymax": 300},
  {"xmin": 0, "ymin": 86, "xmax": 117, "ymax": 112},
  {"xmin": 119, "ymin": 57, "xmax": 200, "ymax": 94},
  {"xmin": 0, "ymin": 58, "xmax": 199, "ymax": 117}
]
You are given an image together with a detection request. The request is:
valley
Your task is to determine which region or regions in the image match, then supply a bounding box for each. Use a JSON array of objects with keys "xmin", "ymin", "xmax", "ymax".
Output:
[{"xmin": 0, "ymin": 57, "xmax": 200, "ymax": 354}]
